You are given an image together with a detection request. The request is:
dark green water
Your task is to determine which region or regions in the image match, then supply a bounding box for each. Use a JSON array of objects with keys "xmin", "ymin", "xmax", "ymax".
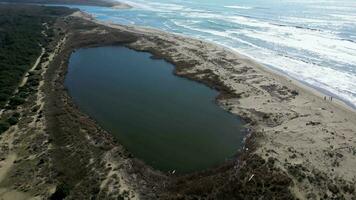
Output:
[{"xmin": 65, "ymin": 46, "xmax": 245, "ymax": 173}]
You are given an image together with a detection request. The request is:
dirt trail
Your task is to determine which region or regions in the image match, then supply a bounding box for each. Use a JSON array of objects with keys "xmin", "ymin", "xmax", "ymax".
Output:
[
  {"xmin": 0, "ymin": 126, "xmax": 23, "ymax": 200},
  {"xmin": 0, "ymin": 154, "xmax": 16, "ymax": 184},
  {"xmin": 0, "ymin": 188, "xmax": 32, "ymax": 200},
  {"xmin": 19, "ymin": 47, "xmax": 45, "ymax": 87},
  {"xmin": 0, "ymin": 47, "xmax": 45, "ymax": 117},
  {"xmin": 0, "ymin": 30, "xmax": 67, "ymax": 200}
]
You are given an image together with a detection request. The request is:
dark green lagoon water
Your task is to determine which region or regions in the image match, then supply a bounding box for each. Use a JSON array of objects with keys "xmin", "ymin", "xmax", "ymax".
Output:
[{"xmin": 65, "ymin": 46, "xmax": 245, "ymax": 173}]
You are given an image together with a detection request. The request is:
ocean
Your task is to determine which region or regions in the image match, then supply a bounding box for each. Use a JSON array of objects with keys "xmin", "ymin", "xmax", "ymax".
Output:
[{"xmin": 69, "ymin": 0, "xmax": 356, "ymax": 108}]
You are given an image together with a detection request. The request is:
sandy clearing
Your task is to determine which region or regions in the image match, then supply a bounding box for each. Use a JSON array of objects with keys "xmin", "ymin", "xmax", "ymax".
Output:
[{"xmin": 0, "ymin": 153, "xmax": 16, "ymax": 184}]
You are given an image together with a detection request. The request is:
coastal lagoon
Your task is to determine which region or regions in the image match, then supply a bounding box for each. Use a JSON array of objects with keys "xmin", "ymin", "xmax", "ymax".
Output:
[
  {"xmin": 65, "ymin": 46, "xmax": 245, "ymax": 173},
  {"xmin": 65, "ymin": 0, "xmax": 356, "ymax": 109}
]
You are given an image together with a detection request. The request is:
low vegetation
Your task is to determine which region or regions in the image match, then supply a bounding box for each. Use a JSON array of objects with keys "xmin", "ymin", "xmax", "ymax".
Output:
[
  {"xmin": 0, "ymin": 113, "xmax": 19, "ymax": 134},
  {"xmin": 0, "ymin": 5, "xmax": 73, "ymax": 109},
  {"xmin": 0, "ymin": 120, "xmax": 10, "ymax": 133},
  {"xmin": 0, "ymin": 5, "xmax": 74, "ymax": 134}
]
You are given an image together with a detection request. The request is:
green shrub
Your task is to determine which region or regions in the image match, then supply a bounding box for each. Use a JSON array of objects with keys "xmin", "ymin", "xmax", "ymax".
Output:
[
  {"xmin": 50, "ymin": 183, "xmax": 71, "ymax": 200},
  {"xmin": 13, "ymin": 112, "xmax": 20, "ymax": 118},
  {"xmin": 0, "ymin": 120, "xmax": 10, "ymax": 134},
  {"xmin": 7, "ymin": 116, "xmax": 19, "ymax": 125},
  {"xmin": 0, "ymin": 93, "xmax": 9, "ymax": 101},
  {"xmin": 9, "ymin": 96, "xmax": 25, "ymax": 107}
]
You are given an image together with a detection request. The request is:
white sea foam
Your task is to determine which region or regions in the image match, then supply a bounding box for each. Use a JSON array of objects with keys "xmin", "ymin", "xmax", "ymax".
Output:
[
  {"xmin": 312, "ymin": 5, "xmax": 356, "ymax": 11},
  {"xmin": 233, "ymin": 47, "xmax": 356, "ymax": 107},
  {"xmin": 202, "ymin": 15, "xmax": 356, "ymax": 66},
  {"xmin": 283, "ymin": 16, "xmax": 333, "ymax": 24},
  {"xmin": 329, "ymin": 14, "xmax": 356, "ymax": 23},
  {"xmin": 119, "ymin": 0, "xmax": 184, "ymax": 12},
  {"xmin": 239, "ymin": 28, "xmax": 356, "ymax": 65},
  {"xmin": 224, "ymin": 5, "xmax": 252, "ymax": 10},
  {"xmin": 117, "ymin": 0, "xmax": 151, "ymax": 10}
]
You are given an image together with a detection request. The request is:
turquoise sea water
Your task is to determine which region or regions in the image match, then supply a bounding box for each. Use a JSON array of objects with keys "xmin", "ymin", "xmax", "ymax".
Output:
[
  {"xmin": 65, "ymin": 0, "xmax": 356, "ymax": 109},
  {"xmin": 65, "ymin": 47, "xmax": 245, "ymax": 173}
]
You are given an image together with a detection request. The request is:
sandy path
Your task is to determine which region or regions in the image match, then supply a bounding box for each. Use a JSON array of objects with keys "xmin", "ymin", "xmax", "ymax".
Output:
[
  {"xmin": 0, "ymin": 30, "xmax": 65, "ymax": 199},
  {"xmin": 0, "ymin": 47, "xmax": 45, "ymax": 117},
  {"xmin": 0, "ymin": 188, "xmax": 32, "ymax": 200},
  {"xmin": 0, "ymin": 126, "xmax": 28, "ymax": 200},
  {"xmin": 19, "ymin": 47, "xmax": 45, "ymax": 87},
  {"xmin": 0, "ymin": 153, "xmax": 16, "ymax": 184}
]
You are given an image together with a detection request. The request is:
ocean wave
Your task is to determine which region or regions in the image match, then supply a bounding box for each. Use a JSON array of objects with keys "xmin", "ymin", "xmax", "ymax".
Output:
[
  {"xmin": 171, "ymin": 14, "xmax": 356, "ymax": 69},
  {"xmin": 312, "ymin": 5, "xmax": 356, "ymax": 11},
  {"xmin": 224, "ymin": 5, "xmax": 252, "ymax": 10},
  {"xmin": 236, "ymin": 47, "xmax": 356, "ymax": 107},
  {"xmin": 329, "ymin": 14, "xmax": 356, "ymax": 23},
  {"xmin": 239, "ymin": 26, "xmax": 356, "ymax": 66},
  {"xmin": 120, "ymin": 0, "xmax": 207, "ymax": 14},
  {"xmin": 117, "ymin": 0, "xmax": 151, "ymax": 10}
]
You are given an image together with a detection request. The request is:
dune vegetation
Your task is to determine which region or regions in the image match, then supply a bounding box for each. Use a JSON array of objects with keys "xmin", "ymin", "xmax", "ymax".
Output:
[{"xmin": 0, "ymin": 5, "xmax": 73, "ymax": 133}]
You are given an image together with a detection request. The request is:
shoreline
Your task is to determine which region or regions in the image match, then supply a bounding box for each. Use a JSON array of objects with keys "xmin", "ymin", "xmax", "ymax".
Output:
[
  {"xmin": 197, "ymin": 38, "xmax": 356, "ymax": 112},
  {"xmin": 228, "ymin": 48, "xmax": 356, "ymax": 112},
  {"xmin": 78, "ymin": 9, "xmax": 356, "ymax": 113},
  {"xmin": 252, "ymin": 60, "xmax": 356, "ymax": 113}
]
